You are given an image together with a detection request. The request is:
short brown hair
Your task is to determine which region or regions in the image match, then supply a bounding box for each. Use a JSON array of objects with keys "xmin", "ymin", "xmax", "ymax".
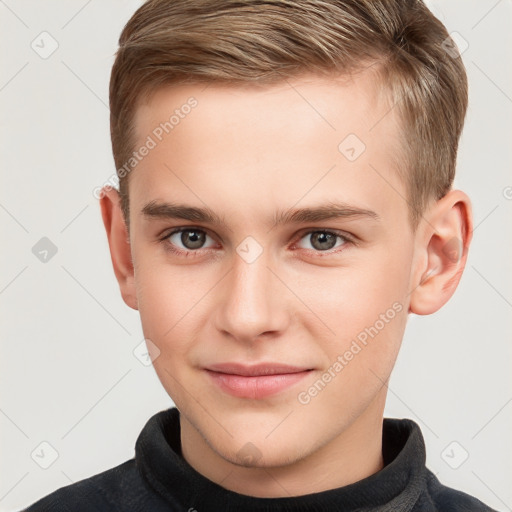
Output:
[{"xmin": 109, "ymin": 0, "xmax": 468, "ymax": 229}]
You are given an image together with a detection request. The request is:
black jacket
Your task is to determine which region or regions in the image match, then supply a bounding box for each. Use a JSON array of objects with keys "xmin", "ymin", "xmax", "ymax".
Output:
[{"xmin": 24, "ymin": 407, "xmax": 497, "ymax": 511}]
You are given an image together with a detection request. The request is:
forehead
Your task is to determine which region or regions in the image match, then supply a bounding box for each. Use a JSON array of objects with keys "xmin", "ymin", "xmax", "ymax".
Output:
[
  {"xmin": 134, "ymin": 70, "xmax": 392, "ymax": 138},
  {"xmin": 129, "ymin": 72, "xmax": 407, "ymax": 228}
]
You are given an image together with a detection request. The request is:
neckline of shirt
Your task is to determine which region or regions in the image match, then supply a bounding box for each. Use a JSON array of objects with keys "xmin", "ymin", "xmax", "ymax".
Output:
[{"xmin": 135, "ymin": 407, "xmax": 426, "ymax": 511}]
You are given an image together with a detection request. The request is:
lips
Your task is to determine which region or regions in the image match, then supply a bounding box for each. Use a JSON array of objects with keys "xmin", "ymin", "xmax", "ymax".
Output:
[{"xmin": 204, "ymin": 363, "xmax": 313, "ymax": 399}]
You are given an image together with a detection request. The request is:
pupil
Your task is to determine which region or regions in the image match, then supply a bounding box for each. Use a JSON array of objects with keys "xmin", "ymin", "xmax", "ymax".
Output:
[
  {"xmin": 182, "ymin": 230, "xmax": 205, "ymax": 249},
  {"xmin": 311, "ymin": 232, "xmax": 336, "ymax": 251}
]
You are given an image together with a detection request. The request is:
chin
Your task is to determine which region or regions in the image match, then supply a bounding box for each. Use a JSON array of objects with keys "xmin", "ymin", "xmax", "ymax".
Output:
[
  {"xmin": 205, "ymin": 424, "xmax": 314, "ymax": 469},
  {"xmin": 228, "ymin": 442, "xmax": 307, "ymax": 469}
]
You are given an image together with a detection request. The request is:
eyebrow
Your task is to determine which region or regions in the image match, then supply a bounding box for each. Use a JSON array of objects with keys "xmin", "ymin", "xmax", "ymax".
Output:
[{"xmin": 141, "ymin": 200, "xmax": 380, "ymax": 226}]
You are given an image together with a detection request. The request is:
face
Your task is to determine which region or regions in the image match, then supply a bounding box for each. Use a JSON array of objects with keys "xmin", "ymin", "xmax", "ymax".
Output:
[{"xmin": 125, "ymin": 72, "xmax": 417, "ymax": 469}]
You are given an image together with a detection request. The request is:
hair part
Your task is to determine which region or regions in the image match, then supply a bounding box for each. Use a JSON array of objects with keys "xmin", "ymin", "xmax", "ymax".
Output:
[{"xmin": 109, "ymin": 0, "xmax": 468, "ymax": 231}]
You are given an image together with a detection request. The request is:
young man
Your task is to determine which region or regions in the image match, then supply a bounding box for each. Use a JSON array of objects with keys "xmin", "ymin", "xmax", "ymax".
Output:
[{"xmin": 25, "ymin": 0, "xmax": 496, "ymax": 510}]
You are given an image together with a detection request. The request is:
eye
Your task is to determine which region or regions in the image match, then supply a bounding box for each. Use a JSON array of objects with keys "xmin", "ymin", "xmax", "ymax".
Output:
[
  {"xmin": 165, "ymin": 228, "xmax": 217, "ymax": 252},
  {"xmin": 160, "ymin": 227, "xmax": 352, "ymax": 257},
  {"xmin": 296, "ymin": 230, "xmax": 349, "ymax": 252}
]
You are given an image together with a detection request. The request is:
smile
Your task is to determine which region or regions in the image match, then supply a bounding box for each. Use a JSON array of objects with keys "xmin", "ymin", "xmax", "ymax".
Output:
[{"xmin": 204, "ymin": 363, "xmax": 313, "ymax": 399}]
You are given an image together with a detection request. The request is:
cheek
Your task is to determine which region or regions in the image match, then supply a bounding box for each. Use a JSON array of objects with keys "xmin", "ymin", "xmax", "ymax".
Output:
[
  {"xmin": 293, "ymin": 247, "xmax": 411, "ymax": 401},
  {"xmin": 295, "ymin": 259, "xmax": 409, "ymax": 418},
  {"xmin": 133, "ymin": 256, "xmax": 211, "ymax": 355},
  {"xmin": 133, "ymin": 261, "xmax": 208, "ymax": 405},
  {"xmin": 294, "ymin": 247, "xmax": 411, "ymax": 336}
]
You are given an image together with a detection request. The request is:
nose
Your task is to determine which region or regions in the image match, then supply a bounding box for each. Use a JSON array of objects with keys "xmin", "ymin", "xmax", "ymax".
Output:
[{"xmin": 214, "ymin": 252, "xmax": 290, "ymax": 343}]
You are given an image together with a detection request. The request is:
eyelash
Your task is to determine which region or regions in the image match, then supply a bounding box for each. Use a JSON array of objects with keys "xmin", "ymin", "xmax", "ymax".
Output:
[{"xmin": 158, "ymin": 227, "xmax": 355, "ymax": 258}]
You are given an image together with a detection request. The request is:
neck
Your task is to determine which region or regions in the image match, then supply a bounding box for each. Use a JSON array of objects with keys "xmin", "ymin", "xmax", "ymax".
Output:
[{"xmin": 180, "ymin": 390, "xmax": 387, "ymax": 498}]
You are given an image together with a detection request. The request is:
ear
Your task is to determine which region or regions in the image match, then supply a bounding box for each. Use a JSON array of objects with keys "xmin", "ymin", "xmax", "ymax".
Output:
[
  {"xmin": 99, "ymin": 186, "xmax": 138, "ymax": 310},
  {"xmin": 409, "ymin": 189, "xmax": 473, "ymax": 315}
]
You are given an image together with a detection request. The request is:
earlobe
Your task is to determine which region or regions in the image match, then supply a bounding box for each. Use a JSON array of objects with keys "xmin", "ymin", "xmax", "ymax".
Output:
[
  {"xmin": 99, "ymin": 186, "xmax": 138, "ymax": 310},
  {"xmin": 409, "ymin": 190, "xmax": 473, "ymax": 316}
]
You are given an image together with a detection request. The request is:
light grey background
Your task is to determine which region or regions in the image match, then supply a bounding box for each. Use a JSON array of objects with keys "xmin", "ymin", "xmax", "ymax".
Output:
[{"xmin": 1, "ymin": 1, "xmax": 511, "ymax": 510}]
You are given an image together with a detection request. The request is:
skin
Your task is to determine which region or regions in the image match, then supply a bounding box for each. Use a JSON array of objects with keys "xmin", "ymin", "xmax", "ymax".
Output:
[{"xmin": 100, "ymin": 71, "xmax": 472, "ymax": 498}]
